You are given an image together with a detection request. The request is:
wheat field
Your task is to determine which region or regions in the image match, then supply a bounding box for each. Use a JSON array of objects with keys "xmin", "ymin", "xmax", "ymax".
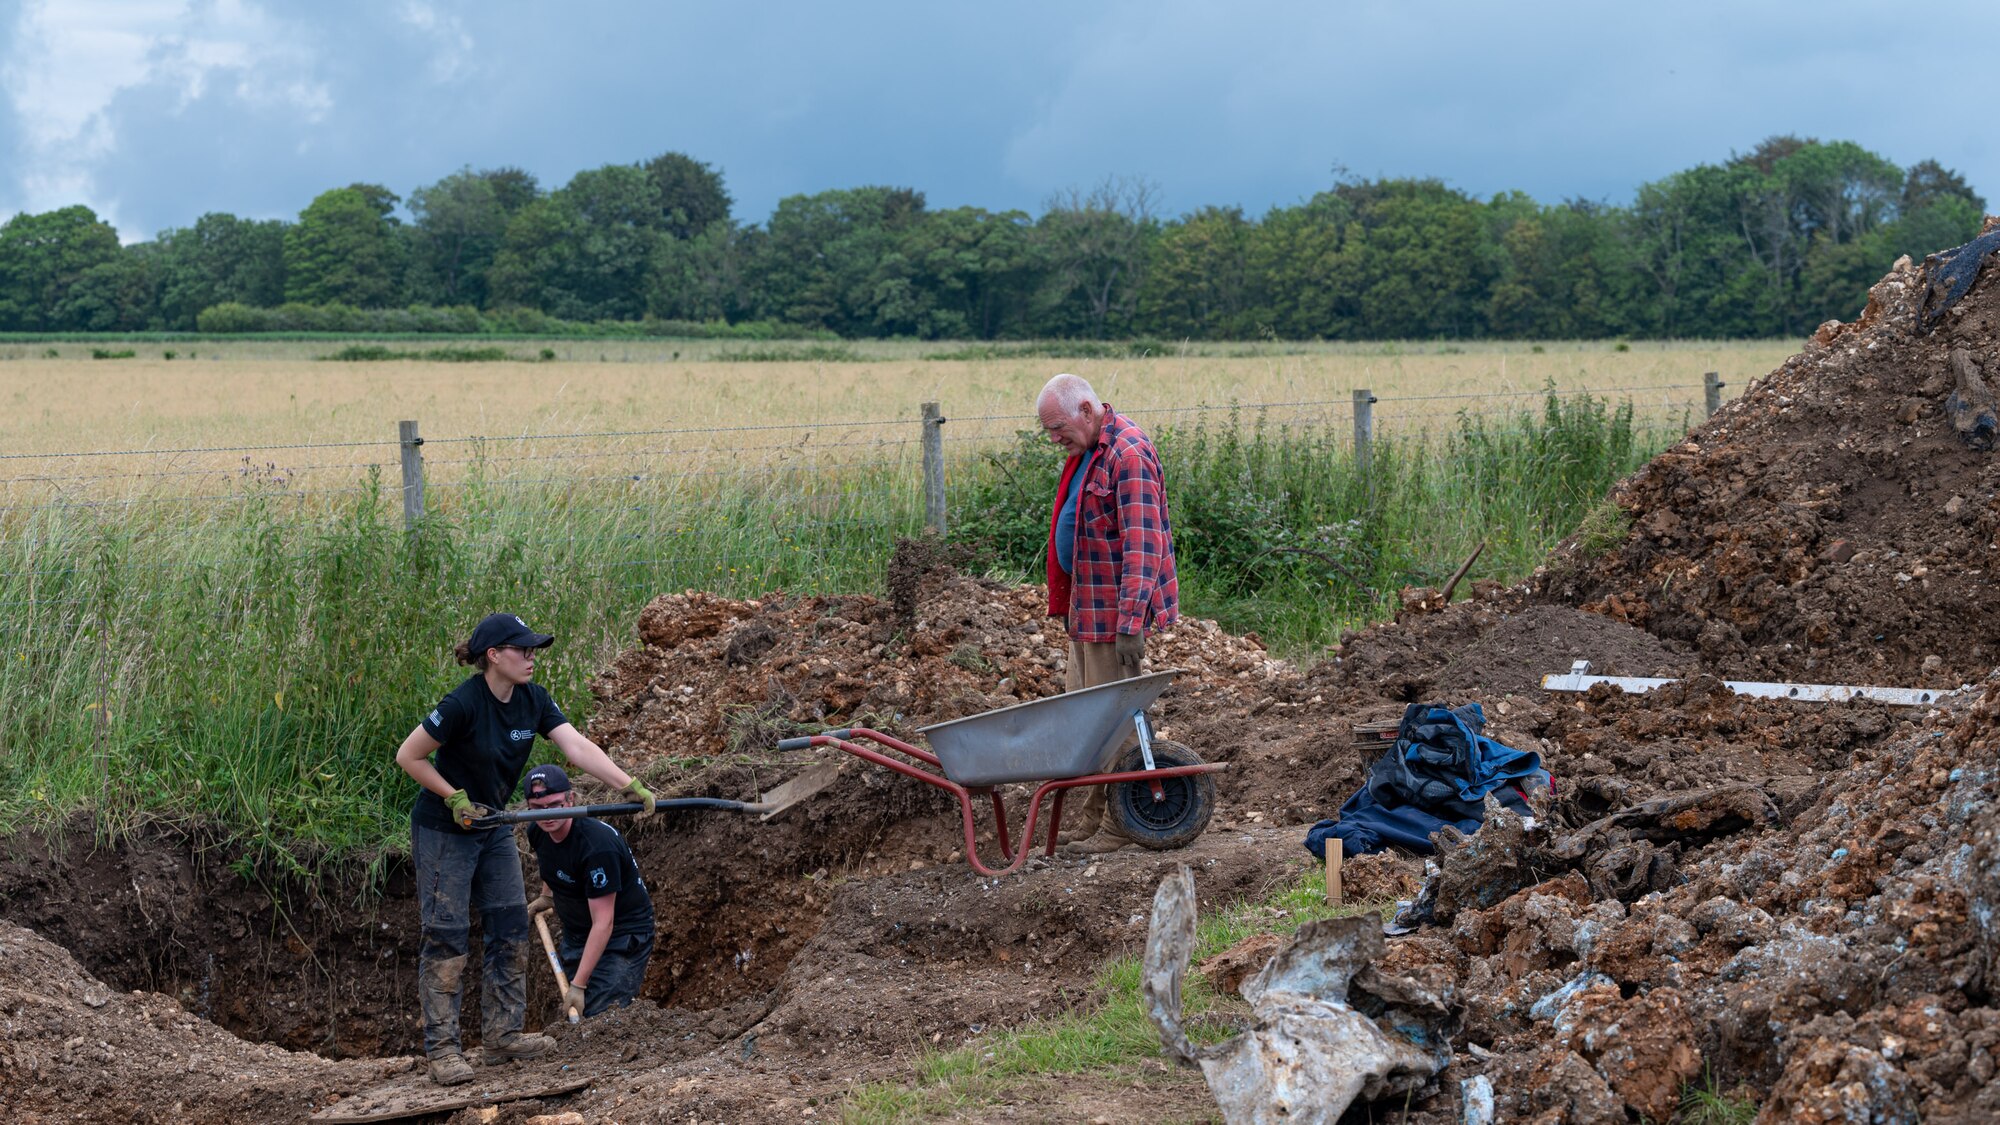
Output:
[{"xmin": 0, "ymin": 338, "xmax": 1795, "ymax": 498}]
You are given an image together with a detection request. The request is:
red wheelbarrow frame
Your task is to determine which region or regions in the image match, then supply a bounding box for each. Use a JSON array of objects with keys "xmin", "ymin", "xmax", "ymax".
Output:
[{"xmin": 781, "ymin": 727, "xmax": 1227, "ymax": 877}]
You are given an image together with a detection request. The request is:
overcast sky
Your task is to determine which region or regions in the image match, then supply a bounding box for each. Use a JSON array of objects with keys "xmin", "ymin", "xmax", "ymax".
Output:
[{"xmin": 2, "ymin": 0, "xmax": 1992, "ymax": 241}]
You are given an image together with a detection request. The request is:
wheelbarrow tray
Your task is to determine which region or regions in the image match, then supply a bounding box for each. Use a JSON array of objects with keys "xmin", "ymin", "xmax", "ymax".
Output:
[{"xmin": 917, "ymin": 669, "xmax": 1179, "ymax": 786}]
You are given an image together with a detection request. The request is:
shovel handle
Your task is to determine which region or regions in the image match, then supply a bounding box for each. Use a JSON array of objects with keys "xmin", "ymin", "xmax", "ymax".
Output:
[
  {"xmin": 471, "ymin": 797, "xmax": 753, "ymax": 827},
  {"xmin": 777, "ymin": 729, "xmax": 851, "ymax": 751},
  {"xmin": 533, "ymin": 912, "xmax": 580, "ymax": 1024}
]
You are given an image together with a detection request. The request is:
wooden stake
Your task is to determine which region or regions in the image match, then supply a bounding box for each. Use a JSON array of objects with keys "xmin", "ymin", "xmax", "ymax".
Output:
[
  {"xmin": 1325, "ymin": 844, "xmax": 1343, "ymax": 905},
  {"xmin": 1440, "ymin": 540, "xmax": 1486, "ymax": 603}
]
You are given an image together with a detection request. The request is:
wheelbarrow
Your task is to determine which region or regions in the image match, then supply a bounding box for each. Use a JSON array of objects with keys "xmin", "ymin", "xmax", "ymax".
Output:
[{"xmin": 775, "ymin": 669, "xmax": 1225, "ymax": 877}]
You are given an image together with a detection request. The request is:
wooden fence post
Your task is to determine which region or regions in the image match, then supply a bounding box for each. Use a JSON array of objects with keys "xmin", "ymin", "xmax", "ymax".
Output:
[
  {"xmin": 921, "ymin": 401, "xmax": 947, "ymax": 535},
  {"xmin": 1704, "ymin": 372, "xmax": 1725, "ymax": 418},
  {"xmin": 1352, "ymin": 388, "xmax": 1376, "ymax": 489},
  {"xmin": 399, "ymin": 420, "xmax": 425, "ymax": 532}
]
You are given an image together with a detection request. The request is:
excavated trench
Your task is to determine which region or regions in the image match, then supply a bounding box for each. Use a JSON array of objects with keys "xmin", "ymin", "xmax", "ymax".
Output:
[{"xmin": 0, "ymin": 767, "xmax": 960, "ymax": 1061}]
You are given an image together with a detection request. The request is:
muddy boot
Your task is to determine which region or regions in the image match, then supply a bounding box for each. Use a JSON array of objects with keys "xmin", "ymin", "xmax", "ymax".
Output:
[
  {"xmin": 482, "ymin": 1031, "xmax": 556, "ymax": 1066},
  {"xmin": 428, "ymin": 1052, "xmax": 476, "ymax": 1086},
  {"xmin": 1060, "ymin": 829, "xmax": 1134, "ymax": 855},
  {"xmin": 1060, "ymin": 796, "xmax": 1135, "ymax": 855},
  {"xmin": 1057, "ymin": 787, "xmax": 1107, "ymax": 845}
]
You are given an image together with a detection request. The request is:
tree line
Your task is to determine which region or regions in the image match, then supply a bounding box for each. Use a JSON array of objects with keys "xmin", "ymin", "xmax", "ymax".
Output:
[{"xmin": 0, "ymin": 138, "xmax": 1985, "ymax": 340}]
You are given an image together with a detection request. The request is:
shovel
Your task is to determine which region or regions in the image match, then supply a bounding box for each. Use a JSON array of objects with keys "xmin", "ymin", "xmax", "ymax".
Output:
[{"xmin": 471, "ymin": 762, "xmax": 844, "ymax": 828}]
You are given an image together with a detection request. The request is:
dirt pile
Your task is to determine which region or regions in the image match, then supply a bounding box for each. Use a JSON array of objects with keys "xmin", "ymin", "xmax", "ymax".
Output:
[
  {"xmin": 0, "ymin": 917, "xmax": 390, "ymax": 1122},
  {"xmin": 1544, "ymin": 219, "xmax": 2000, "ymax": 688},
  {"xmin": 1305, "ymin": 225, "xmax": 2000, "ymax": 1122},
  {"xmin": 1385, "ymin": 675, "xmax": 2000, "ymax": 1123},
  {"xmin": 586, "ymin": 576, "xmax": 1288, "ymax": 767}
]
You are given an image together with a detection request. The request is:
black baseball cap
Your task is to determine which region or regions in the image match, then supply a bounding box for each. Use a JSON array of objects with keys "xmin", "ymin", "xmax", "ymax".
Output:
[
  {"xmin": 524, "ymin": 764, "xmax": 573, "ymax": 797},
  {"xmin": 467, "ymin": 612, "xmax": 554, "ymax": 656}
]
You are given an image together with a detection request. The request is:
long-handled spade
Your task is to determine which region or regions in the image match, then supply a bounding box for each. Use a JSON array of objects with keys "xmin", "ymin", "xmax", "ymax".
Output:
[
  {"xmin": 532, "ymin": 910, "xmax": 581, "ymax": 1024},
  {"xmin": 472, "ymin": 762, "xmax": 845, "ymax": 829}
]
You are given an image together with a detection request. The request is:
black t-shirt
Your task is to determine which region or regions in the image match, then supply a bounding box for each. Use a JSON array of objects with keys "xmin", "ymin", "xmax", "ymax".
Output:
[
  {"xmin": 410, "ymin": 674, "xmax": 569, "ymax": 831},
  {"xmin": 529, "ymin": 817, "xmax": 655, "ymax": 946}
]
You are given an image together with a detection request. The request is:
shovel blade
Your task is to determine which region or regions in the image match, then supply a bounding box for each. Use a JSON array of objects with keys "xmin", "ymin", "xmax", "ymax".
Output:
[{"xmin": 755, "ymin": 762, "xmax": 843, "ymax": 821}]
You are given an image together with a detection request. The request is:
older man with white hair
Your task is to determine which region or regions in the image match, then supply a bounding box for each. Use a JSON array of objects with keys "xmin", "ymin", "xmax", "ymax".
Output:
[{"xmin": 1036, "ymin": 373, "xmax": 1179, "ymax": 853}]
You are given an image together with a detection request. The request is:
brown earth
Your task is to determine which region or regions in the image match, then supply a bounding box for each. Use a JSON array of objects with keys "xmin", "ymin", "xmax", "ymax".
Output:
[{"xmin": 3, "ymin": 224, "xmax": 2000, "ymax": 1122}]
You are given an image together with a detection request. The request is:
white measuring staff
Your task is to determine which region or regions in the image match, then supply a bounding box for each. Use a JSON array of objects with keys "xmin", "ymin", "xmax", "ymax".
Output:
[{"xmin": 1540, "ymin": 660, "xmax": 1964, "ymax": 707}]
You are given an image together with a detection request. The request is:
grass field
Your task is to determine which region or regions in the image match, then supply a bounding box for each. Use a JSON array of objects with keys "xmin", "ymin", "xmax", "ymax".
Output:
[{"xmin": 0, "ymin": 337, "xmax": 1800, "ymax": 872}]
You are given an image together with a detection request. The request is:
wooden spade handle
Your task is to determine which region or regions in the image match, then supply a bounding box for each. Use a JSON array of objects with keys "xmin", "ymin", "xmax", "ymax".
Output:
[{"xmin": 533, "ymin": 911, "xmax": 581, "ymax": 1024}]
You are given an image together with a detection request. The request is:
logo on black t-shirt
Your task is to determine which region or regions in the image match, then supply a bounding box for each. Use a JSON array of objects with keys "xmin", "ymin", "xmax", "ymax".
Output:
[
  {"xmin": 509, "ymin": 729, "xmax": 534, "ymax": 742},
  {"xmin": 554, "ymin": 869, "xmax": 575, "ymax": 884},
  {"xmin": 590, "ymin": 867, "xmax": 608, "ymax": 889}
]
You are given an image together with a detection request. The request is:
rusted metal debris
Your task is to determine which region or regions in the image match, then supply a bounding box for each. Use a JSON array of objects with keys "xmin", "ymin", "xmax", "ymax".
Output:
[{"xmin": 1141, "ymin": 866, "xmax": 1452, "ymax": 1123}]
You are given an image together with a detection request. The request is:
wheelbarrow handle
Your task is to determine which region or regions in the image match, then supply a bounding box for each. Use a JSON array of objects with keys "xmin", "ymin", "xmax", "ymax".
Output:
[{"xmin": 471, "ymin": 797, "xmax": 754, "ymax": 827}]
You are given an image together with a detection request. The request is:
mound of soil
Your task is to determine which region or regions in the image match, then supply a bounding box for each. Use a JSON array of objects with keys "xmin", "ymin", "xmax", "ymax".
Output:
[
  {"xmin": 0, "ymin": 916, "xmax": 389, "ymax": 1122},
  {"xmin": 1387, "ymin": 675, "xmax": 2000, "ymax": 1123},
  {"xmin": 1544, "ymin": 220, "xmax": 2000, "ymax": 688}
]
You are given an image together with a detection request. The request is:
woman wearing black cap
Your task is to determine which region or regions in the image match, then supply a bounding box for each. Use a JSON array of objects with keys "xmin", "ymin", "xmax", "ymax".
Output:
[{"xmin": 393, "ymin": 611, "xmax": 657, "ymax": 1087}]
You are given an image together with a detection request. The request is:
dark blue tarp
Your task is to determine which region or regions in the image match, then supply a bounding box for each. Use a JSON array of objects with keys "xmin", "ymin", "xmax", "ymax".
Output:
[{"xmin": 1304, "ymin": 701, "xmax": 1550, "ymax": 860}]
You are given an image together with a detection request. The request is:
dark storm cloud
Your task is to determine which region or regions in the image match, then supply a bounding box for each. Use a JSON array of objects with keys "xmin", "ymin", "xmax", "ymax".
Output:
[{"xmin": 3, "ymin": 0, "xmax": 1992, "ymax": 240}]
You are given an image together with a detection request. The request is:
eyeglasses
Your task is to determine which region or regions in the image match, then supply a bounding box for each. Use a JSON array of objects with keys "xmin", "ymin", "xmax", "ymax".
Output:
[{"xmin": 499, "ymin": 645, "xmax": 541, "ymax": 659}]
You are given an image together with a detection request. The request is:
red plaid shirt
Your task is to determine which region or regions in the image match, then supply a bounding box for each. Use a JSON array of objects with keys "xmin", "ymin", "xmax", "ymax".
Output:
[{"xmin": 1045, "ymin": 407, "xmax": 1178, "ymax": 641}]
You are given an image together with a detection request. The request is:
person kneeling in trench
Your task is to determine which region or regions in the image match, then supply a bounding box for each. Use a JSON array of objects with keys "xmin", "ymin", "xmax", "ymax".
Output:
[
  {"xmin": 522, "ymin": 764, "xmax": 657, "ymax": 1019},
  {"xmin": 395, "ymin": 613, "xmax": 657, "ymax": 1087}
]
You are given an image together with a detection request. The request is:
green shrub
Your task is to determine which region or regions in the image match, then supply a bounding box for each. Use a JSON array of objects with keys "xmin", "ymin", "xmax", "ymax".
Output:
[
  {"xmin": 713, "ymin": 344, "xmax": 859, "ymax": 363},
  {"xmin": 194, "ymin": 302, "xmax": 265, "ymax": 333},
  {"xmin": 320, "ymin": 344, "xmax": 399, "ymax": 361},
  {"xmin": 89, "ymin": 348, "xmax": 136, "ymax": 360}
]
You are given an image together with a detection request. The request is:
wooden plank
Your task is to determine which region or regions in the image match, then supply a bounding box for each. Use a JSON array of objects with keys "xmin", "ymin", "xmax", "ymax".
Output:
[
  {"xmin": 310, "ymin": 1072, "xmax": 591, "ymax": 1123},
  {"xmin": 1325, "ymin": 843, "xmax": 1342, "ymax": 906}
]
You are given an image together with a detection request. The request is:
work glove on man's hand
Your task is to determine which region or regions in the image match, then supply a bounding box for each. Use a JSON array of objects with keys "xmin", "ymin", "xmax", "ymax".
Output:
[
  {"xmin": 622, "ymin": 777, "xmax": 657, "ymax": 818},
  {"xmin": 444, "ymin": 789, "xmax": 493, "ymax": 830},
  {"xmin": 526, "ymin": 893, "xmax": 553, "ymax": 917},
  {"xmin": 1114, "ymin": 631, "xmax": 1145, "ymax": 676},
  {"xmin": 563, "ymin": 982, "xmax": 588, "ymax": 1017}
]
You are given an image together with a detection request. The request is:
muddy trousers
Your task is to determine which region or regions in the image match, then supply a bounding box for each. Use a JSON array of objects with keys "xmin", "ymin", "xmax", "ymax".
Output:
[
  {"xmin": 413, "ymin": 824, "xmax": 532, "ymax": 1058},
  {"xmin": 558, "ymin": 934, "xmax": 655, "ymax": 1017}
]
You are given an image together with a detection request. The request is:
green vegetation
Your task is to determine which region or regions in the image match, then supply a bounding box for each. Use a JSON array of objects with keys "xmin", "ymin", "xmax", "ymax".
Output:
[
  {"xmin": 708, "ymin": 343, "xmax": 860, "ymax": 363},
  {"xmin": 0, "ymin": 389, "xmax": 1668, "ymax": 872},
  {"xmin": 1677, "ymin": 1068, "xmax": 1758, "ymax": 1124},
  {"xmin": 0, "ymin": 140, "xmax": 1984, "ymax": 340},
  {"xmin": 841, "ymin": 867, "xmax": 1389, "ymax": 1123},
  {"xmin": 318, "ymin": 343, "xmax": 522, "ymax": 362},
  {"xmin": 89, "ymin": 347, "xmax": 135, "ymax": 359},
  {"xmin": 0, "ymin": 462, "xmax": 920, "ymax": 882}
]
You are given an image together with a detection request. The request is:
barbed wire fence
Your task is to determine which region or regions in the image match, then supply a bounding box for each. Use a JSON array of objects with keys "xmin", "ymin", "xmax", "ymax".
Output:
[{"xmin": 0, "ymin": 372, "xmax": 1720, "ymax": 524}]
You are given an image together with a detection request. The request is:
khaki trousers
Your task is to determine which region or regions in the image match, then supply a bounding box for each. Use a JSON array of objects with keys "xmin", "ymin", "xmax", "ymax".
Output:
[{"xmin": 1063, "ymin": 639, "xmax": 1138, "ymax": 838}]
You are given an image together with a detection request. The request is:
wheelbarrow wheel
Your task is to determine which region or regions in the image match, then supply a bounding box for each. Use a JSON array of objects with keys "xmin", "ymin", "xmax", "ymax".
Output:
[{"xmin": 1107, "ymin": 740, "xmax": 1215, "ymax": 851}]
